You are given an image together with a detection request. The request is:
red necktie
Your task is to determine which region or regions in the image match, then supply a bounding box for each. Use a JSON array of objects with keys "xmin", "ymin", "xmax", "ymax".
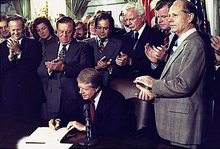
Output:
[
  {"xmin": 99, "ymin": 41, "xmax": 104, "ymax": 53},
  {"xmin": 164, "ymin": 31, "xmax": 171, "ymax": 48},
  {"xmin": 90, "ymin": 99, "xmax": 95, "ymax": 123}
]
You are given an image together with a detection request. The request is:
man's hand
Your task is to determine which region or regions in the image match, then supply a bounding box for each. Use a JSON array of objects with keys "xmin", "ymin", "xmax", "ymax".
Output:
[
  {"xmin": 211, "ymin": 36, "xmax": 220, "ymax": 55},
  {"xmin": 145, "ymin": 43, "xmax": 168, "ymax": 65},
  {"xmin": 133, "ymin": 75, "xmax": 155, "ymax": 88},
  {"xmin": 48, "ymin": 119, "xmax": 61, "ymax": 130},
  {"xmin": 158, "ymin": 45, "xmax": 168, "ymax": 62},
  {"xmin": 66, "ymin": 121, "xmax": 86, "ymax": 131},
  {"xmin": 115, "ymin": 52, "xmax": 131, "ymax": 66},
  {"xmin": 95, "ymin": 56, "xmax": 112, "ymax": 70},
  {"xmin": 45, "ymin": 58, "xmax": 65, "ymax": 72},
  {"xmin": 7, "ymin": 38, "xmax": 20, "ymax": 59},
  {"xmin": 135, "ymin": 83, "xmax": 154, "ymax": 101}
]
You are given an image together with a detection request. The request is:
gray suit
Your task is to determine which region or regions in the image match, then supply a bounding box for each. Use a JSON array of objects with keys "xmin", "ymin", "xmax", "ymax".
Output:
[
  {"xmin": 152, "ymin": 31, "xmax": 206, "ymax": 146},
  {"xmin": 84, "ymin": 36, "xmax": 122, "ymax": 86},
  {"xmin": 37, "ymin": 39, "xmax": 94, "ymax": 119}
]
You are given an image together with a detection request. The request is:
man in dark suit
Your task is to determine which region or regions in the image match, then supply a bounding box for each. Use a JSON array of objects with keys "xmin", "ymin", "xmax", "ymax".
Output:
[
  {"xmin": 113, "ymin": 10, "xmax": 131, "ymax": 40},
  {"xmin": 145, "ymin": 0, "xmax": 177, "ymax": 66},
  {"xmin": 134, "ymin": 1, "xmax": 206, "ymax": 148},
  {"xmin": 1, "ymin": 14, "xmax": 43, "ymax": 118},
  {"xmin": 37, "ymin": 17, "xmax": 94, "ymax": 120},
  {"xmin": 0, "ymin": 15, "xmax": 11, "ymax": 43},
  {"xmin": 211, "ymin": 35, "xmax": 220, "ymax": 148},
  {"xmin": 115, "ymin": 2, "xmax": 164, "ymax": 79},
  {"xmin": 49, "ymin": 68, "xmax": 131, "ymax": 137},
  {"xmin": 84, "ymin": 13, "xmax": 122, "ymax": 86}
]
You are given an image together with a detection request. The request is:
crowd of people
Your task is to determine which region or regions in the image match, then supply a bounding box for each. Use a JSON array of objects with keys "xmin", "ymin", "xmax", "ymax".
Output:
[{"xmin": 0, "ymin": 0, "xmax": 219, "ymax": 148}]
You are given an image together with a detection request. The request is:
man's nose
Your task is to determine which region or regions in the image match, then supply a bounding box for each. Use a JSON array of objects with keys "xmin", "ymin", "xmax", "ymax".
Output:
[{"xmin": 158, "ymin": 17, "xmax": 162, "ymax": 23}]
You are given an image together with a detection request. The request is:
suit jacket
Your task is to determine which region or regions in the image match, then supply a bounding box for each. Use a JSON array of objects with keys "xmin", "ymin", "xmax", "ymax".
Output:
[
  {"xmin": 1, "ymin": 36, "xmax": 44, "ymax": 117},
  {"xmin": 214, "ymin": 67, "xmax": 220, "ymax": 124},
  {"xmin": 68, "ymin": 87, "xmax": 128, "ymax": 137},
  {"xmin": 121, "ymin": 24, "xmax": 164, "ymax": 79},
  {"xmin": 152, "ymin": 31, "xmax": 206, "ymax": 145},
  {"xmin": 37, "ymin": 38, "xmax": 94, "ymax": 116},
  {"xmin": 38, "ymin": 35, "xmax": 59, "ymax": 99},
  {"xmin": 84, "ymin": 36, "xmax": 122, "ymax": 86}
]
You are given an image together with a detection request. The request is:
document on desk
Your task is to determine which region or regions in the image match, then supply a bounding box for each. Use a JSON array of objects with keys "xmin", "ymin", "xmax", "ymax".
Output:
[{"xmin": 24, "ymin": 127, "xmax": 73, "ymax": 148}]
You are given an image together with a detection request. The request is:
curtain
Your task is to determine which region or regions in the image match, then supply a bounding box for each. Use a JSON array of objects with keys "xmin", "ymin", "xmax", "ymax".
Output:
[
  {"xmin": 72, "ymin": 0, "xmax": 86, "ymax": 16},
  {"xmin": 12, "ymin": 0, "xmax": 23, "ymax": 16}
]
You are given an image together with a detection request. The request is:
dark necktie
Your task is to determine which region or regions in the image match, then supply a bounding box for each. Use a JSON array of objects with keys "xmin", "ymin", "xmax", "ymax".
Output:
[
  {"xmin": 59, "ymin": 44, "xmax": 67, "ymax": 60},
  {"xmin": 134, "ymin": 32, "xmax": 139, "ymax": 44},
  {"xmin": 90, "ymin": 99, "xmax": 95, "ymax": 123},
  {"xmin": 170, "ymin": 40, "xmax": 178, "ymax": 55},
  {"xmin": 164, "ymin": 31, "xmax": 171, "ymax": 48},
  {"xmin": 99, "ymin": 41, "xmax": 104, "ymax": 53}
]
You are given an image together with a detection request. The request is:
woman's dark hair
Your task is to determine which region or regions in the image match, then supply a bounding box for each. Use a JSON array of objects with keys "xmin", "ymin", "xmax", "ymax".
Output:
[{"xmin": 32, "ymin": 16, "xmax": 55, "ymax": 39}]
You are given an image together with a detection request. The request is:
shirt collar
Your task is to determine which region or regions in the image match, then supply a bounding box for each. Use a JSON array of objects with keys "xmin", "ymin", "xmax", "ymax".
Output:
[
  {"xmin": 135, "ymin": 22, "xmax": 146, "ymax": 39},
  {"xmin": 93, "ymin": 90, "xmax": 102, "ymax": 110},
  {"xmin": 96, "ymin": 36, "xmax": 109, "ymax": 46},
  {"xmin": 58, "ymin": 42, "xmax": 70, "ymax": 50},
  {"xmin": 177, "ymin": 28, "xmax": 197, "ymax": 46}
]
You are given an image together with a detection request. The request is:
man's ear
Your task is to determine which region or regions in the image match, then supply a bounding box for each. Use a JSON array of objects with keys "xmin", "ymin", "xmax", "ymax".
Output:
[{"xmin": 188, "ymin": 13, "xmax": 194, "ymax": 23}]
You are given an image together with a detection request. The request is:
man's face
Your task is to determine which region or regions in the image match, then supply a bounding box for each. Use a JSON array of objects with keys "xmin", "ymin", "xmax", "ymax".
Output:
[
  {"xmin": 89, "ymin": 21, "xmax": 96, "ymax": 36},
  {"xmin": 78, "ymin": 82, "xmax": 99, "ymax": 100},
  {"xmin": 168, "ymin": 2, "xmax": 192, "ymax": 37},
  {"xmin": 9, "ymin": 20, "xmax": 24, "ymax": 40},
  {"xmin": 0, "ymin": 20, "xmax": 10, "ymax": 39},
  {"xmin": 124, "ymin": 8, "xmax": 145, "ymax": 31},
  {"xmin": 36, "ymin": 22, "xmax": 51, "ymax": 40},
  {"xmin": 57, "ymin": 22, "xmax": 74, "ymax": 44},
  {"xmin": 74, "ymin": 23, "xmax": 86, "ymax": 40},
  {"xmin": 96, "ymin": 19, "xmax": 111, "ymax": 40},
  {"xmin": 156, "ymin": 5, "xmax": 170, "ymax": 31},
  {"xmin": 83, "ymin": 16, "xmax": 91, "ymax": 30}
]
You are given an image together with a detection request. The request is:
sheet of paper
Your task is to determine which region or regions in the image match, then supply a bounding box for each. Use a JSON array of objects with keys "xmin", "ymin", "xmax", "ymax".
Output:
[
  {"xmin": 26, "ymin": 127, "xmax": 69, "ymax": 143},
  {"xmin": 18, "ymin": 127, "xmax": 73, "ymax": 149}
]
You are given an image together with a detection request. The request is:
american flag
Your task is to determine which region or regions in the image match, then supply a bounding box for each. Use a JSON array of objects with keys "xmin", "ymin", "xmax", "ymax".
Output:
[
  {"xmin": 142, "ymin": 0, "xmax": 158, "ymax": 27},
  {"xmin": 190, "ymin": 0, "xmax": 210, "ymax": 33}
]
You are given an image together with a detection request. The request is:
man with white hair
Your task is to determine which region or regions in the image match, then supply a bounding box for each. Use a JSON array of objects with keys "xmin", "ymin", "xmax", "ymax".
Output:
[
  {"xmin": 116, "ymin": 2, "xmax": 164, "ymax": 79},
  {"xmin": 134, "ymin": 0, "xmax": 206, "ymax": 148}
]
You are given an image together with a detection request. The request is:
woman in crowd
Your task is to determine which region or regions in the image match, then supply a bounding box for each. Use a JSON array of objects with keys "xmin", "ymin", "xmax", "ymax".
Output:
[
  {"xmin": 87, "ymin": 16, "xmax": 96, "ymax": 38},
  {"xmin": 32, "ymin": 16, "xmax": 59, "ymax": 55},
  {"xmin": 32, "ymin": 16, "xmax": 59, "ymax": 120}
]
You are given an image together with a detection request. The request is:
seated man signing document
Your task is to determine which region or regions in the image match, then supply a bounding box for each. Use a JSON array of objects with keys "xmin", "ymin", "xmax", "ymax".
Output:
[{"xmin": 49, "ymin": 68, "xmax": 132, "ymax": 137}]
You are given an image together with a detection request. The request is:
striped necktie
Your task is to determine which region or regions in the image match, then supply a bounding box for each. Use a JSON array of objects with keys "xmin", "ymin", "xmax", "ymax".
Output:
[
  {"xmin": 59, "ymin": 44, "xmax": 67, "ymax": 60},
  {"xmin": 99, "ymin": 41, "xmax": 104, "ymax": 53},
  {"xmin": 164, "ymin": 31, "xmax": 171, "ymax": 48}
]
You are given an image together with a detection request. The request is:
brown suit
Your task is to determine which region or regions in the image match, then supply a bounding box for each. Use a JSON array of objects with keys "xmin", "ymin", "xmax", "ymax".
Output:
[{"xmin": 152, "ymin": 31, "xmax": 206, "ymax": 145}]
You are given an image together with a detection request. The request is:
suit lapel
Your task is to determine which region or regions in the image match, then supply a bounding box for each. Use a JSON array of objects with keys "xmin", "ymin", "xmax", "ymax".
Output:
[
  {"xmin": 20, "ymin": 36, "xmax": 28, "ymax": 53},
  {"xmin": 133, "ymin": 26, "xmax": 150, "ymax": 57},
  {"xmin": 64, "ymin": 39, "xmax": 79, "ymax": 63},
  {"xmin": 94, "ymin": 89, "xmax": 109, "ymax": 121},
  {"xmin": 103, "ymin": 37, "xmax": 115, "ymax": 58},
  {"xmin": 160, "ymin": 32, "xmax": 198, "ymax": 79}
]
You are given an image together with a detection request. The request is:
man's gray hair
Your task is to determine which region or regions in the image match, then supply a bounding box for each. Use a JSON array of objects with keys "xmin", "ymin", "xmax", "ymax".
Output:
[{"xmin": 122, "ymin": 2, "xmax": 145, "ymax": 17}]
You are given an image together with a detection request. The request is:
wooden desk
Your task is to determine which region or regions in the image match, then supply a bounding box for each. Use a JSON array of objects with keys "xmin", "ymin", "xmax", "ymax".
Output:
[{"xmin": 61, "ymin": 130, "xmax": 171, "ymax": 148}]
